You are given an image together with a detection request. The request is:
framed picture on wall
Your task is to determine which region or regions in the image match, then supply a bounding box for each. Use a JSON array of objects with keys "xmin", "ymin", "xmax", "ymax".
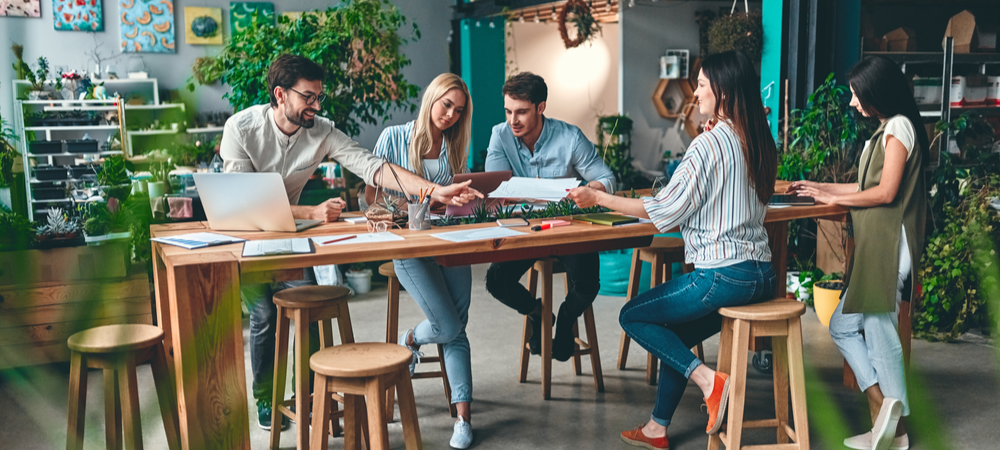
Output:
[
  {"xmin": 120, "ymin": 0, "xmax": 176, "ymax": 53},
  {"xmin": 185, "ymin": 7, "xmax": 223, "ymax": 45},
  {"xmin": 2, "ymin": 0, "xmax": 41, "ymax": 17},
  {"xmin": 53, "ymin": 0, "xmax": 104, "ymax": 31},
  {"xmin": 230, "ymin": 2, "xmax": 273, "ymax": 37}
]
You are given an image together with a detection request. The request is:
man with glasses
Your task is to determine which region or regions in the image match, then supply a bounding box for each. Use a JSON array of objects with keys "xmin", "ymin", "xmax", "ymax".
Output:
[{"xmin": 220, "ymin": 54, "xmax": 481, "ymax": 431}]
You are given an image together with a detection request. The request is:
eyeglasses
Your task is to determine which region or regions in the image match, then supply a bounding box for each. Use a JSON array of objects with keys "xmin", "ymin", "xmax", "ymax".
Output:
[
  {"xmin": 287, "ymin": 87, "xmax": 327, "ymax": 105},
  {"xmin": 367, "ymin": 220, "xmax": 392, "ymax": 234}
]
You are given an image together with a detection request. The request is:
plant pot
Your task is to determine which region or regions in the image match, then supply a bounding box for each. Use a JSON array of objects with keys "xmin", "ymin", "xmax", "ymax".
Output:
[
  {"xmin": 35, "ymin": 234, "xmax": 85, "ymax": 249},
  {"xmin": 813, "ymin": 281, "xmax": 844, "ymax": 327},
  {"xmin": 147, "ymin": 181, "xmax": 166, "ymax": 198},
  {"xmin": 70, "ymin": 164, "xmax": 99, "ymax": 179},
  {"xmin": 65, "ymin": 139, "xmax": 100, "ymax": 154},
  {"xmin": 32, "ymin": 185, "xmax": 68, "ymax": 201},
  {"xmin": 85, "ymin": 231, "xmax": 132, "ymax": 245},
  {"xmin": 29, "ymin": 140, "xmax": 64, "ymax": 155},
  {"xmin": 27, "ymin": 91, "xmax": 53, "ymax": 100},
  {"xmin": 34, "ymin": 165, "xmax": 69, "ymax": 180},
  {"xmin": 345, "ymin": 269, "xmax": 372, "ymax": 294}
]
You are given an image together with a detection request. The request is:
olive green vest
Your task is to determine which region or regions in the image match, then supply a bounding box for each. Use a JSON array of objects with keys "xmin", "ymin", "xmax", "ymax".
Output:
[{"xmin": 843, "ymin": 118, "xmax": 926, "ymax": 314}]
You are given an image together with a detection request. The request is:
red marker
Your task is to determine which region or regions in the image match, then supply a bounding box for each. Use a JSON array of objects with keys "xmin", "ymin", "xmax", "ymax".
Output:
[
  {"xmin": 531, "ymin": 224, "xmax": 553, "ymax": 231},
  {"xmin": 322, "ymin": 235, "xmax": 356, "ymax": 245}
]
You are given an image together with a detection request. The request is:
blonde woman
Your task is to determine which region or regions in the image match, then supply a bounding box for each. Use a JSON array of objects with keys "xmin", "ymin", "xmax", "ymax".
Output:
[{"xmin": 367, "ymin": 73, "xmax": 475, "ymax": 449}]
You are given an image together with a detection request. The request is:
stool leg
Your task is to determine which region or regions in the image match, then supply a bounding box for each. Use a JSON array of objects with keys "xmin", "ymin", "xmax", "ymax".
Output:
[
  {"xmin": 518, "ymin": 315, "xmax": 531, "ymax": 383},
  {"xmin": 572, "ymin": 320, "xmax": 583, "ymax": 375},
  {"xmin": 538, "ymin": 260, "xmax": 554, "ymax": 400},
  {"xmin": 311, "ymin": 375, "xmax": 331, "ymax": 450},
  {"xmin": 385, "ymin": 276, "xmax": 400, "ymax": 424},
  {"xmin": 771, "ymin": 332, "xmax": 791, "ymax": 444},
  {"xmin": 294, "ymin": 308, "xmax": 313, "ymax": 450},
  {"xmin": 692, "ymin": 343, "xmax": 705, "ymax": 362},
  {"xmin": 103, "ymin": 368, "xmax": 122, "ymax": 450},
  {"xmin": 320, "ymin": 318, "xmax": 335, "ymax": 349},
  {"xmin": 583, "ymin": 308, "xmax": 605, "ymax": 392},
  {"xmin": 617, "ymin": 250, "xmax": 643, "ymax": 370},
  {"xmin": 67, "ymin": 351, "xmax": 87, "ymax": 450},
  {"xmin": 365, "ymin": 378, "xmax": 390, "ymax": 450},
  {"xmin": 787, "ymin": 318, "xmax": 810, "ymax": 449},
  {"xmin": 118, "ymin": 354, "xmax": 143, "ymax": 450},
  {"xmin": 396, "ymin": 371, "xmax": 424, "ymax": 450},
  {"xmin": 270, "ymin": 307, "xmax": 291, "ymax": 450},
  {"xmin": 646, "ymin": 254, "xmax": 665, "ymax": 386},
  {"xmin": 343, "ymin": 394, "xmax": 365, "ymax": 450},
  {"xmin": 725, "ymin": 319, "xmax": 752, "ymax": 450},
  {"xmin": 708, "ymin": 319, "xmax": 734, "ymax": 450},
  {"xmin": 149, "ymin": 343, "xmax": 181, "ymax": 450},
  {"xmin": 437, "ymin": 344, "xmax": 458, "ymax": 417}
]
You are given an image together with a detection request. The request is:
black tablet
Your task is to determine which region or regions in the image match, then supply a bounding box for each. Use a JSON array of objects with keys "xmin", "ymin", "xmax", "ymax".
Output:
[{"xmin": 769, "ymin": 194, "xmax": 815, "ymax": 206}]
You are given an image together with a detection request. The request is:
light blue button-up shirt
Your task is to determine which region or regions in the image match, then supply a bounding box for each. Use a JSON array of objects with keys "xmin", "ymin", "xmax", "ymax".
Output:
[{"xmin": 484, "ymin": 117, "xmax": 616, "ymax": 193}]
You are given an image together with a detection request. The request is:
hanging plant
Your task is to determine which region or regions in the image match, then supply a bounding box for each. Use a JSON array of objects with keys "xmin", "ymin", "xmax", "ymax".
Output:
[
  {"xmin": 558, "ymin": 0, "xmax": 601, "ymax": 49},
  {"xmin": 707, "ymin": 11, "xmax": 763, "ymax": 61},
  {"xmin": 191, "ymin": 56, "xmax": 223, "ymax": 85}
]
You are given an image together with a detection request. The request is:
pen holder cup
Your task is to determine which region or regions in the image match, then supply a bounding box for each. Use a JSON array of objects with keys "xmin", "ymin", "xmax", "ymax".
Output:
[{"xmin": 407, "ymin": 203, "xmax": 431, "ymax": 231}]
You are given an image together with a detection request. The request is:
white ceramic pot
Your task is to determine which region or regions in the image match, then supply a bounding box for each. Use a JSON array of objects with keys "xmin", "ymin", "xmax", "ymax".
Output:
[{"xmin": 346, "ymin": 269, "xmax": 372, "ymax": 294}]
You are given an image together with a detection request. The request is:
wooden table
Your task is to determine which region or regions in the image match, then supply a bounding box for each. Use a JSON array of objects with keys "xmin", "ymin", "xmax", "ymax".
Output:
[{"xmin": 151, "ymin": 196, "xmax": 847, "ymax": 450}]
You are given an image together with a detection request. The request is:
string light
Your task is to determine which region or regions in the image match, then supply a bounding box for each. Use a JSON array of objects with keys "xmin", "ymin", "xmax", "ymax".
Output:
[
  {"xmin": 489, "ymin": 20, "xmax": 495, "ymax": 28},
  {"xmin": 519, "ymin": 12, "xmax": 525, "ymax": 23},
  {"xmin": 534, "ymin": 10, "xmax": 540, "ymax": 22},
  {"xmin": 475, "ymin": 20, "xmax": 481, "ymax": 27}
]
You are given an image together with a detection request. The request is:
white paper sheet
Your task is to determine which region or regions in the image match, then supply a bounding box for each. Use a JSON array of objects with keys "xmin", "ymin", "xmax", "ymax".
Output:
[
  {"xmin": 242, "ymin": 238, "xmax": 312, "ymax": 257},
  {"xmin": 488, "ymin": 177, "xmax": 581, "ymax": 202},
  {"xmin": 430, "ymin": 227, "xmax": 527, "ymax": 243},
  {"xmin": 311, "ymin": 232, "xmax": 404, "ymax": 247},
  {"xmin": 343, "ymin": 216, "xmax": 368, "ymax": 224},
  {"xmin": 151, "ymin": 232, "xmax": 245, "ymax": 249}
]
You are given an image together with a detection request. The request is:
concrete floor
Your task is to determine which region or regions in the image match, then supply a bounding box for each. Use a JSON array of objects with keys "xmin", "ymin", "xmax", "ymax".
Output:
[{"xmin": 2, "ymin": 264, "xmax": 998, "ymax": 449}]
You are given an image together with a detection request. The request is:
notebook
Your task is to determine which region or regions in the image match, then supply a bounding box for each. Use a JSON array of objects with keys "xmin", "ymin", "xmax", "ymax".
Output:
[
  {"xmin": 573, "ymin": 213, "xmax": 640, "ymax": 226},
  {"xmin": 769, "ymin": 194, "xmax": 815, "ymax": 206},
  {"xmin": 242, "ymin": 238, "xmax": 315, "ymax": 257},
  {"xmin": 151, "ymin": 232, "xmax": 246, "ymax": 249}
]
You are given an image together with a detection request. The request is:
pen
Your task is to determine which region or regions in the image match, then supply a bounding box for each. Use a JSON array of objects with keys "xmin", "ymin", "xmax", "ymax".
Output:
[
  {"xmin": 531, "ymin": 224, "xmax": 553, "ymax": 231},
  {"xmin": 322, "ymin": 235, "xmax": 356, "ymax": 245}
]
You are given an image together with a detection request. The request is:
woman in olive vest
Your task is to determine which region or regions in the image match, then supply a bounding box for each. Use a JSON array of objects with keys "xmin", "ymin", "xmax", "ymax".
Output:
[{"xmin": 789, "ymin": 56, "xmax": 927, "ymax": 450}]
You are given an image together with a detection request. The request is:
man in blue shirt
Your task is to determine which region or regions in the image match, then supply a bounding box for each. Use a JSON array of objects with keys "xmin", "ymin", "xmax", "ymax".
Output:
[{"xmin": 484, "ymin": 72, "xmax": 615, "ymax": 362}]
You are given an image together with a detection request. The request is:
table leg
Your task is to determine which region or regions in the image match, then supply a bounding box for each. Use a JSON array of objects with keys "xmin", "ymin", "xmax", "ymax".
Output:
[
  {"xmin": 153, "ymin": 247, "xmax": 174, "ymax": 377},
  {"xmin": 766, "ymin": 221, "xmax": 789, "ymax": 296},
  {"xmin": 165, "ymin": 253, "xmax": 249, "ymax": 450}
]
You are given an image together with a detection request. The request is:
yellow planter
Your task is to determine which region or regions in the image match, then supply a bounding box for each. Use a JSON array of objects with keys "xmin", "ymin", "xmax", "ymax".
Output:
[{"xmin": 813, "ymin": 281, "xmax": 843, "ymax": 327}]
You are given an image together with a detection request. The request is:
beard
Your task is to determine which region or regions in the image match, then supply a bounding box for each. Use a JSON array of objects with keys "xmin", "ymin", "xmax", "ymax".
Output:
[{"xmin": 285, "ymin": 108, "xmax": 317, "ymax": 128}]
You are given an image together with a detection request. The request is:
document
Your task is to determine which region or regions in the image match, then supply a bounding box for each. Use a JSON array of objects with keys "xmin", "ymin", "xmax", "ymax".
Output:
[
  {"xmin": 311, "ymin": 232, "xmax": 404, "ymax": 247},
  {"xmin": 431, "ymin": 227, "xmax": 527, "ymax": 243},
  {"xmin": 242, "ymin": 238, "xmax": 313, "ymax": 257},
  {"xmin": 488, "ymin": 177, "xmax": 581, "ymax": 202},
  {"xmin": 151, "ymin": 232, "xmax": 245, "ymax": 249}
]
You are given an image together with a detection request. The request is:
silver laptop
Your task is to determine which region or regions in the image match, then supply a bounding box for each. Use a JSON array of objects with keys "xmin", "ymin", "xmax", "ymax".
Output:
[{"xmin": 193, "ymin": 173, "xmax": 323, "ymax": 232}]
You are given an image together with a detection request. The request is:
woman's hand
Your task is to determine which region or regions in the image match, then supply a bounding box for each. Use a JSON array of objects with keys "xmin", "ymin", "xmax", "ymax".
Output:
[
  {"xmin": 566, "ymin": 186, "xmax": 602, "ymax": 208},
  {"xmin": 431, "ymin": 179, "xmax": 484, "ymax": 206},
  {"xmin": 786, "ymin": 180, "xmax": 819, "ymax": 194},
  {"xmin": 793, "ymin": 185, "xmax": 836, "ymax": 205}
]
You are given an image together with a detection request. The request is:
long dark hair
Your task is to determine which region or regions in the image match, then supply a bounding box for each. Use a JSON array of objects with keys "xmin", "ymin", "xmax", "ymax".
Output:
[
  {"xmin": 848, "ymin": 56, "xmax": 930, "ymax": 163},
  {"xmin": 701, "ymin": 51, "xmax": 777, "ymax": 205}
]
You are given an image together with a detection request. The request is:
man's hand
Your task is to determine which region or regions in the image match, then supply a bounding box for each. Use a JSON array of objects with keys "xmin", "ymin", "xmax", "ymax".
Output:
[
  {"xmin": 567, "ymin": 186, "xmax": 602, "ymax": 208},
  {"xmin": 311, "ymin": 198, "xmax": 347, "ymax": 222},
  {"xmin": 430, "ymin": 179, "xmax": 485, "ymax": 206}
]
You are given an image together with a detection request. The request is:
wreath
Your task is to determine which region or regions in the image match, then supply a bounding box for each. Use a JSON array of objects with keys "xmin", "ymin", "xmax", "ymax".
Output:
[{"xmin": 558, "ymin": 0, "xmax": 601, "ymax": 49}]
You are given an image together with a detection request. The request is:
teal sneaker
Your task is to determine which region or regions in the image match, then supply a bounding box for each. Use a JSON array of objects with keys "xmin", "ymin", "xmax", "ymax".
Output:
[{"xmin": 257, "ymin": 399, "xmax": 289, "ymax": 431}]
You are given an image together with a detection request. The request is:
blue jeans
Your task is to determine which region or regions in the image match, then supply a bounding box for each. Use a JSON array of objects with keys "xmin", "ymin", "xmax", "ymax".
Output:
[
  {"xmin": 393, "ymin": 257, "xmax": 473, "ymax": 404},
  {"xmin": 241, "ymin": 268, "xmax": 320, "ymax": 402},
  {"xmin": 619, "ymin": 260, "xmax": 776, "ymax": 426}
]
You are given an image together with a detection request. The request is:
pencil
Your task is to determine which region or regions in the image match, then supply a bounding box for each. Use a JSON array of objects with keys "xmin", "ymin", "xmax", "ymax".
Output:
[{"xmin": 321, "ymin": 235, "xmax": 356, "ymax": 245}]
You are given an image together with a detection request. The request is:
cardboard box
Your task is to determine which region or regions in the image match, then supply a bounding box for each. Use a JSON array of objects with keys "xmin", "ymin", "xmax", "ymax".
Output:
[
  {"xmin": 913, "ymin": 76, "xmax": 942, "ymax": 105},
  {"xmin": 965, "ymin": 75, "xmax": 989, "ymax": 105},
  {"xmin": 881, "ymin": 27, "xmax": 917, "ymax": 52},
  {"xmin": 943, "ymin": 10, "xmax": 979, "ymax": 53},
  {"xmin": 979, "ymin": 25, "xmax": 998, "ymax": 52}
]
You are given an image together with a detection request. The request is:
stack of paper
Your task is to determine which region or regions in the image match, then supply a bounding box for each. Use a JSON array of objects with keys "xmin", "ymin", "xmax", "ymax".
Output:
[
  {"xmin": 242, "ymin": 238, "xmax": 313, "ymax": 257},
  {"xmin": 310, "ymin": 232, "xmax": 404, "ymax": 247},
  {"xmin": 151, "ymin": 232, "xmax": 245, "ymax": 249},
  {"xmin": 488, "ymin": 177, "xmax": 581, "ymax": 202},
  {"xmin": 431, "ymin": 227, "xmax": 527, "ymax": 243}
]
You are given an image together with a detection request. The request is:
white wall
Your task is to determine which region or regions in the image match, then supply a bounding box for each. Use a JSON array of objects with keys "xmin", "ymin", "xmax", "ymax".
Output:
[
  {"xmin": 506, "ymin": 22, "xmax": 619, "ymax": 144},
  {"xmin": 620, "ymin": 1, "xmax": 730, "ymax": 174},
  {"xmin": 0, "ymin": 0, "xmax": 452, "ymax": 150}
]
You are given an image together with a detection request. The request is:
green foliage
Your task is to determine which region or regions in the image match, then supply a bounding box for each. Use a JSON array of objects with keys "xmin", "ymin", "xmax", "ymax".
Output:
[
  {"xmin": 191, "ymin": 56, "xmax": 223, "ymax": 85},
  {"xmin": 169, "ymin": 136, "xmax": 219, "ymax": 167},
  {"xmin": 493, "ymin": 203, "xmax": 517, "ymax": 220},
  {"xmin": 562, "ymin": 0, "xmax": 601, "ymax": 48},
  {"xmin": 35, "ymin": 208, "xmax": 80, "ymax": 238},
  {"xmin": 10, "ymin": 44, "xmax": 28, "ymax": 80},
  {"xmin": 795, "ymin": 267, "xmax": 843, "ymax": 307},
  {"xmin": 470, "ymin": 200, "xmax": 493, "ymax": 224},
  {"xmin": 934, "ymin": 112, "xmax": 996, "ymax": 162},
  {"xmin": 0, "ymin": 209, "xmax": 36, "ymax": 250},
  {"xmin": 596, "ymin": 115, "xmax": 647, "ymax": 190},
  {"xmin": 189, "ymin": 0, "xmax": 421, "ymax": 137},
  {"xmin": 915, "ymin": 175, "xmax": 1000, "ymax": 340},
  {"xmin": 707, "ymin": 12, "xmax": 763, "ymax": 60},
  {"xmin": 23, "ymin": 56, "xmax": 51, "ymax": 91},
  {"xmin": 0, "ymin": 112, "xmax": 20, "ymax": 188},
  {"xmin": 97, "ymin": 155, "xmax": 131, "ymax": 187}
]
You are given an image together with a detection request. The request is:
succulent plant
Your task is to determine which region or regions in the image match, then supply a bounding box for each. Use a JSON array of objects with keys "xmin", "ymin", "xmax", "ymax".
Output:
[{"xmin": 36, "ymin": 208, "xmax": 80, "ymax": 238}]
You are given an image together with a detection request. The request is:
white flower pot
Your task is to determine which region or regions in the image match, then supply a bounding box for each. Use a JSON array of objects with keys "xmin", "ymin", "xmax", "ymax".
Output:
[{"xmin": 346, "ymin": 269, "xmax": 372, "ymax": 294}]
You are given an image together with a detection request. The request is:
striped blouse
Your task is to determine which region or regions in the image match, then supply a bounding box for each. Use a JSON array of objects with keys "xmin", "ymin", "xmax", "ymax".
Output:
[
  {"xmin": 643, "ymin": 121, "xmax": 771, "ymax": 268},
  {"xmin": 372, "ymin": 121, "xmax": 464, "ymax": 198}
]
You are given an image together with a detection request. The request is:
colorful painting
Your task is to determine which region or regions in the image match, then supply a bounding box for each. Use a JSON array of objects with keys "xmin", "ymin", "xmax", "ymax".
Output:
[
  {"xmin": 1, "ymin": 0, "xmax": 41, "ymax": 17},
  {"xmin": 53, "ymin": 0, "xmax": 103, "ymax": 31},
  {"xmin": 184, "ymin": 7, "xmax": 222, "ymax": 45},
  {"xmin": 230, "ymin": 2, "xmax": 273, "ymax": 36},
  {"xmin": 120, "ymin": 0, "xmax": 175, "ymax": 53}
]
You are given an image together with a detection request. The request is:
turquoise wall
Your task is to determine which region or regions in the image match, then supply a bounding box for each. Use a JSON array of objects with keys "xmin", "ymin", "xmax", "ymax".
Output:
[
  {"xmin": 761, "ymin": 0, "xmax": 784, "ymax": 141},
  {"xmin": 460, "ymin": 17, "xmax": 506, "ymax": 170}
]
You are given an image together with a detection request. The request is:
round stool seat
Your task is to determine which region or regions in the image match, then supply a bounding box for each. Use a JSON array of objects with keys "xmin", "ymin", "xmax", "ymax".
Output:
[
  {"xmin": 273, "ymin": 285, "xmax": 351, "ymax": 309},
  {"xmin": 719, "ymin": 299, "xmax": 806, "ymax": 321},
  {"xmin": 646, "ymin": 236, "xmax": 684, "ymax": 251},
  {"xmin": 67, "ymin": 324, "xmax": 164, "ymax": 354},
  {"xmin": 310, "ymin": 343, "xmax": 411, "ymax": 378},
  {"xmin": 378, "ymin": 262, "xmax": 395, "ymax": 278}
]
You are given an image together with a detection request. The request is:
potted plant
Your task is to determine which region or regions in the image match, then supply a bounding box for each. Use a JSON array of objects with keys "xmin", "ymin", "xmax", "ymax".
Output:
[
  {"xmin": 35, "ymin": 207, "xmax": 84, "ymax": 248},
  {"xmin": 0, "ymin": 109, "xmax": 21, "ymax": 209},
  {"xmin": 0, "ymin": 207, "xmax": 35, "ymax": 251},
  {"xmin": 23, "ymin": 57, "xmax": 53, "ymax": 100},
  {"xmin": 707, "ymin": 10, "xmax": 763, "ymax": 62},
  {"xmin": 97, "ymin": 154, "xmax": 132, "ymax": 202},
  {"xmin": 148, "ymin": 161, "xmax": 171, "ymax": 197},
  {"xmin": 345, "ymin": 262, "xmax": 373, "ymax": 294},
  {"xmin": 596, "ymin": 115, "xmax": 647, "ymax": 190},
  {"xmin": 79, "ymin": 201, "xmax": 131, "ymax": 244},
  {"xmin": 813, "ymin": 278, "xmax": 845, "ymax": 327}
]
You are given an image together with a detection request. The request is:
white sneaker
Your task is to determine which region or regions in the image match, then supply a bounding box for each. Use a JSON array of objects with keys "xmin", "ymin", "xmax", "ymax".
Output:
[
  {"xmin": 398, "ymin": 329, "xmax": 423, "ymax": 376},
  {"xmin": 844, "ymin": 431, "xmax": 909, "ymax": 450},
  {"xmin": 871, "ymin": 398, "xmax": 903, "ymax": 450},
  {"xmin": 449, "ymin": 416, "xmax": 473, "ymax": 449}
]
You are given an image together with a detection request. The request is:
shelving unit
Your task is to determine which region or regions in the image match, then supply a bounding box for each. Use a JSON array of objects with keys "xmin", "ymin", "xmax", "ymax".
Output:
[{"xmin": 11, "ymin": 78, "xmax": 187, "ymax": 220}]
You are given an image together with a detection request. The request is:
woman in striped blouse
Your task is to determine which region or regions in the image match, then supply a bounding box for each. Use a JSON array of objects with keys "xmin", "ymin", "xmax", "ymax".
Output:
[
  {"xmin": 568, "ymin": 51, "xmax": 777, "ymax": 449},
  {"xmin": 368, "ymin": 73, "xmax": 476, "ymax": 449}
]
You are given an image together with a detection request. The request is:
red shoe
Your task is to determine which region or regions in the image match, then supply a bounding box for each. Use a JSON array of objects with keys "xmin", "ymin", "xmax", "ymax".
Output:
[
  {"xmin": 705, "ymin": 372, "xmax": 730, "ymax": 434},
  {"xmin": 621, "ymin": 425, "xmax": 670, "ymax": 450}
]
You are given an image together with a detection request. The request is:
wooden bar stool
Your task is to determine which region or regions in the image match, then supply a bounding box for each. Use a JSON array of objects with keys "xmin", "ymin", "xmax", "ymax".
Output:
[
  {"xmin": 310, "ymin": 343, "xmax": 422, "ymax": 450},
  {"xmin": 520, "ymin": 258, "xmax": 604, "ymax": 400},
  {"xmin": 66, "ymin": 324, "xmax": 180, "ymax": 450},
  {"xmin": 271, "ymin": 285, "xmax": 354, "ymax": 450},
  {"xmin": 617, "ymin": 237, "xmax": 703, "ymax": 385},
  {"xmin": 379, "ymin": 262, "xmax": 457, "ymax": 419},
  {"xmin": 708, "ymin": 299, "xmax": 810, "ymax": 450}
]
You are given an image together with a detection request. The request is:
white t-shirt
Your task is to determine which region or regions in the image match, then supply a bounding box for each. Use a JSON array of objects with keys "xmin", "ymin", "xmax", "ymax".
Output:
[
  {"xmin": 881, "ymin": 115, "xmax": 916, "ymax": 160},
  {"xmin": 423, "ymin": 158, "xmax": 442, "ymax": 180}
]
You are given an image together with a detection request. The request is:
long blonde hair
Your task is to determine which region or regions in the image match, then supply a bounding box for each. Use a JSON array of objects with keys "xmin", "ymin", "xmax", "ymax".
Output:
[{"xmin": 409, "ymin": 73, "xmax": 472, "ymax": 178}]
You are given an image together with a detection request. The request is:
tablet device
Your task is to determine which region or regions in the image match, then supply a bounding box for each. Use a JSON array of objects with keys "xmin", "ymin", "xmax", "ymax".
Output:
[
  {"xmin": 769, "ymin": 194, "xmax": 815, "ymax": 206},
  {"xmin": 445, "ymin": 171, "xmax": 513, "ymax": 217}
]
